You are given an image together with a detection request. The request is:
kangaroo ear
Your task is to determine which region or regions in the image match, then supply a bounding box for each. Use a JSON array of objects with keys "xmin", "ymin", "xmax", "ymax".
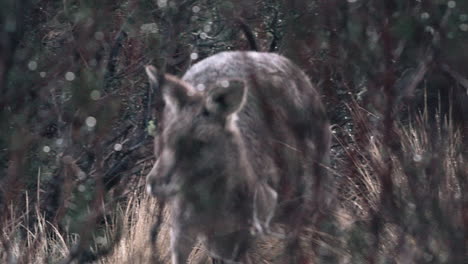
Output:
[
  {"xmin": 253, "ymin": 182, "xmax": 278, "ymax": 234},
  {"xmin": 145, "ymin": 65, "xmax": 195, "ymax": 109},
  {"xmin": 145, "ymin": 65, "xmax": 159, "ymax": 89},
  {"xmin": 161, "ymin": 74, "xmax": 195, "ymax": 110},
  {"xmin": 205, "ymin": 80, "xmax": 246, "ymax": 118}
]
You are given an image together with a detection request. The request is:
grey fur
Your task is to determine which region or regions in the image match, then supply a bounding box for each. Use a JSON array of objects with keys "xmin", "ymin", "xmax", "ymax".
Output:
[{"xmin": 146, "ymin": 51, "xmax": 331, "ymax": 264}]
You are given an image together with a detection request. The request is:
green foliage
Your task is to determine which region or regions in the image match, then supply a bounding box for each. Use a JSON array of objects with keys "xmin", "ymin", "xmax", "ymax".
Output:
[{"xmin": 147, "ymin": 120, "xmax": 157, "ymax": 137}]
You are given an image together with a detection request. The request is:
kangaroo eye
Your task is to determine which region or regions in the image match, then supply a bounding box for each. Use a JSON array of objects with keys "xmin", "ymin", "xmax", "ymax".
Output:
[
  {"xmin": 191, "ymin": 139, "xmax": 205, "ymax": 149},
  {"xmin": 201, "ymin": 108, "xmax": 210, "ymax": 117}
]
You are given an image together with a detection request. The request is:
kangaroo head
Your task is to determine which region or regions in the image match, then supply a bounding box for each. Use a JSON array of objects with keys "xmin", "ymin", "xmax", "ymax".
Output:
[{"xmin": 145, "ymin": 67, "xmax": 247, "ymax": 198}]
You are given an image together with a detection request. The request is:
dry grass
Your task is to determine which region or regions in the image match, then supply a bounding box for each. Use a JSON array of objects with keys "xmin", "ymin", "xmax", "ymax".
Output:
[
  {"xmin": 100, "ymin": 192, "xmax": 172, "ymax": 264},
  {"xmin": 1, "ymin": 104, "xmax": 465, "ymax": 263},
  {"xmin": 1, "ymin": 194, "xmax": 75, "ymax": 263},
  {"xmin": 99, "ymin": 104, "xmax": 466, "ymax": 263},
  {"xmin": 334, "ymin": 104, "xmax": 465, "ymax": 263}
]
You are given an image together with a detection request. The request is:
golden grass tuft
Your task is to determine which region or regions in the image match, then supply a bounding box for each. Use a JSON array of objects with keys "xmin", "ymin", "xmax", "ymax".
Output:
[{"xmin": 2, "ymin": 105, "xmax": 464, "ymax": 263}]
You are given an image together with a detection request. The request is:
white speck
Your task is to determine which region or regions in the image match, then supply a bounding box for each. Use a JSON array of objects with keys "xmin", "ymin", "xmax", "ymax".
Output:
[
  {"xmin": 200, "ymin": 32, "xmax": 208, "ymax": 39},
  {"xmin": 114, "ymin": 143, "xmax": 122, "ymax": 151},
  {"xmin": 96, "ymin": 236, "xmax": 107, "ymax": 245},
  {"xmin": 140, "ymin": 23, "xmax": 158, "ymax": 34},
  {"xmin": 196, "ymin": 84, "xmax": 205, "ymax": 91},
  {"xmin": 78, "ymin": 171, "xmax": 86, "ymax": 180},
  {"xmin": 55, "ymin": 138, "xmax": 64, "ymax": 146},
  {"xmin": 28, "ymin": 61, "xmax": 37, "ymax": 71},
  {"xmin": 65, "ymin": 72, "xmax": 76, "ymax": 81},
  {"xmin": 420, "ymin": 12, "xmax": 430, "ymax": 20},
  {"xmin": 320, "ymin": 41, "xmax": 329, "ymax": 49},
  {"xmin": 39, "ymin": 72, "xmax": 46, "ymax": 78},
  {"xmin": 447, "ymin": 1, "xmax": 456, "ymax": 8},
  {"xmin": 78, "ymin": 184, "xmax": 86, "ymax": 192},
  {"xmin": 220, "ymin": 80, "xmax": 229, "ymax": 88},
  {"xmin": 90, "ymin": 90, "xmax": 101, "ymax": 100},
  {"xmin": 86, "ymin": 17, "xmax": 94, "ymax": 26},
  {"xmin": 413, "ymin": 154, "xmax": 422, "ymax": 162},
  {"xmin": 146, "ymin": 184, "xmax": 152, "ymax": 195},
  {"xmin": 347, "ymin": 0, "xmax": 357, "ymax": 3},
  {"xmin": 190, "ymin": 52, "xmax": 198, "ymax": 60},
  {"xmin": 459, "ymin": 23, "xmax": 468, "ymax": 31},
  {"xmin": 157, "ymin": 0, "xmax": 167, "ymax": 8},
  {"xmin": 187, "ymin": 89, "xmax": 196, "ymax": 96},
  {"xmin": 43, "ymin": 146, "xmax": 50, "ymax": 153},
  {"xmin": 192, "ymin": 5, "xmax": 200, "ymax": 13},
  {"xmin": 424, "ymin": 26, "xmax": 434, "ymax": 34},
  {"xmin": 203, "ymin": 24, "xmax": 211, "ymax": 33},
  {"xmin": 94, "ymin": 31, "xmax": 104, "ymax": 41},
  {"xmin": 85, "ymin": 116, "xmax": 97, "ymax": 127}
]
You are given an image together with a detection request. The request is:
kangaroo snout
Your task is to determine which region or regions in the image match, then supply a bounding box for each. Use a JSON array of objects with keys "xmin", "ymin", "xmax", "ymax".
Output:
[
  {"xmin": 146, "ymin": 180, "xmax": 179, "ymax": 198},
  {"xmin": 145, "ymin": 150, "xmax": 179, "ymax": 197}
]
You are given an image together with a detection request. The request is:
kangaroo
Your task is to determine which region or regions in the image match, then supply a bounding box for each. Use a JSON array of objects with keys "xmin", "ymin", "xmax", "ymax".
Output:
[{"xmin": 145, "ymin": 51, "xmax": 331, "ymax": 264}]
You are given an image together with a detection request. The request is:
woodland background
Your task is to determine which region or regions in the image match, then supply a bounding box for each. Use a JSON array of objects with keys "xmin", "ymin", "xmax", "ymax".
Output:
[{"xmin": 0, "ymin": 0, "xmax": 466, "ymax": 263}]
